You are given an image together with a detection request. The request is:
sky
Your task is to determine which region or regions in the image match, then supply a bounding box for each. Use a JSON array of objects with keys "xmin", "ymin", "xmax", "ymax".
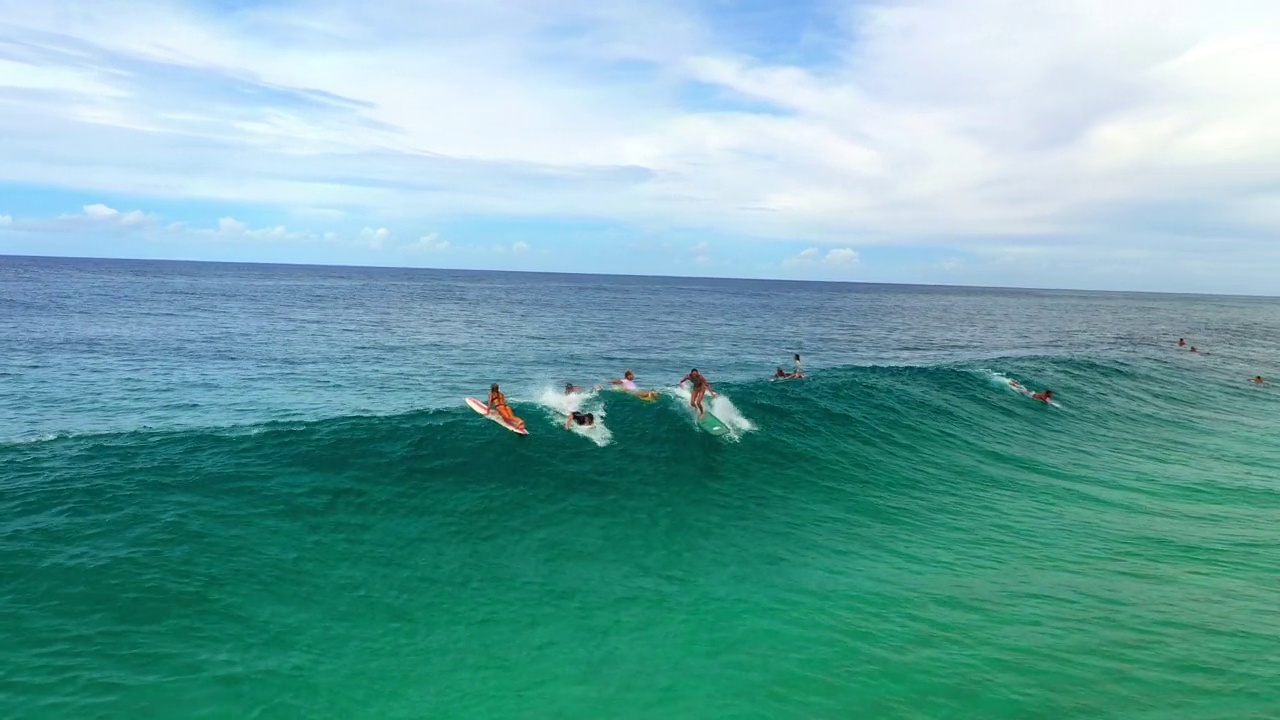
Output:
[{"xmin": 1, "ymin": 0, "xmax": 1279, "ymax": 294}]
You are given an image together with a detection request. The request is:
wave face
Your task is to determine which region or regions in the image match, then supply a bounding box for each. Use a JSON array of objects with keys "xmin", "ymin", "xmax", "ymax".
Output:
[{"xmin": 3, "ymin": 256, "xmax": 1279, "ymax": 718}]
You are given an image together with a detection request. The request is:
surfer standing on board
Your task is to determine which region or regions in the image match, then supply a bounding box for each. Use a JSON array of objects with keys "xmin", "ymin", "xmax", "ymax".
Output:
[
  {"xmin": 486, "ymin": 383, "xmax": 526, "ymax": 431},
  {"xmin": 678, "ymin": 368, "xmax": 715, "ymax": 419}
]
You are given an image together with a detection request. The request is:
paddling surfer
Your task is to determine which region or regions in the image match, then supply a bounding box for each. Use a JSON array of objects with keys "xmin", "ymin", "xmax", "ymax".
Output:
[
  {"xmin": 486, "ymin": 383, "xmax": 526, "ymax": 431},
  {"xmin": 607, "ymin": 369, "xmax": 658, "ymax": 400}
]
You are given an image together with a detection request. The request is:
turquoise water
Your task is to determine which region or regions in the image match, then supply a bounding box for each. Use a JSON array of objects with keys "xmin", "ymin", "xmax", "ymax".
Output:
[{"xmin": 2, "ymin": 256, "xmax": 1279, "ymax": 718}]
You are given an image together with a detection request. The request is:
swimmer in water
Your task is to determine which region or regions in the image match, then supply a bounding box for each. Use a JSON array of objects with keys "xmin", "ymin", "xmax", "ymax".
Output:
[
  {"xmin": 486, "ymin": 383, "xmax": 526, "ymax": 431},
  {"xmin": 1252, "ymin": 376, "xmax": 1266, "ymax": 385},
  {"xmin": 564, "ymin": 383, "xmax": 588, "ymax": 395},
  {"xmin": 1178, "ymin": 338, "xmax": 1186, "ymax": 347},
  {"xmin": 565, "ymin": 411, "xmax": 595, "ymax": 428}
]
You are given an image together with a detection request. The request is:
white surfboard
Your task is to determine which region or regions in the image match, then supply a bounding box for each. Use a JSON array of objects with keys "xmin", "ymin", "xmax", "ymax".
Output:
[{"xmin": 465, "ymin": 397, "xmax": 529, "ymax": 435}]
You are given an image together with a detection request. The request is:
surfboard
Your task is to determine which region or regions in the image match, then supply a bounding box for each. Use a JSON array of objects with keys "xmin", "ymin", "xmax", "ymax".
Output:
[
  {"xmin": 465, "ymin": 397, "xmax": 529, "ymax": 435},
  {"xmin": 696, "ymin": 409, "xmax": 731, "ymax": 436},
  {"xmin": 608, "ymin": 387, "xmax": 659, "ymax": 401}
]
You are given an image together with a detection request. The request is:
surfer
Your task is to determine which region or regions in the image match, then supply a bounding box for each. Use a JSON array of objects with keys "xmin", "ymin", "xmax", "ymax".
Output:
[
  {"xmin": 608, "ymin": 370, "xmax": 658, "ymax": 400},
  {"xmin": 486, "ymin": 383, "xmax": 526, "ymax": 431},
  {"xmin": 1010, "ymin": 380, "xmax": 1054, "ymax": 403},
  {"xmin": 1252, "ymin": 376, "xmax": 1266, "ymax": 384},
  {"xmin": 564, "ymin": 383, "xmax": 588, "ymax": 394},
  {"xmin": 565, "ymin": 411, "xmax": 595, "ymax": 428},
  {"xmin": 793, "ymin": 353, "xmax": 804, "ymax": 377},
  {"xmin": 678, "ymin": 368, "xmax": 715, "ymax": 419}
]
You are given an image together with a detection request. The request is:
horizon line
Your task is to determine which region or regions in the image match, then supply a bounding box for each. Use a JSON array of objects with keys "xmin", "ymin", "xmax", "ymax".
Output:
[{"xmin": 2, "ymin": 252, "xmax": 1276, "ymax": 300}]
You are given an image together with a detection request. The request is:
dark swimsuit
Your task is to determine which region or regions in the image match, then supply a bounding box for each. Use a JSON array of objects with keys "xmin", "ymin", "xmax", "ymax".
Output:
[{"xmin": 570, "ymin": 412, "xmax": 594, "ymax": 426}]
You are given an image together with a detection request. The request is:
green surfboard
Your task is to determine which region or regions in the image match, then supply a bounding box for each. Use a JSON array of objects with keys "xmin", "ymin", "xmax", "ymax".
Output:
[{"xmin": 697, "ymin": 409, "xmax": 731, "ymax": 436}]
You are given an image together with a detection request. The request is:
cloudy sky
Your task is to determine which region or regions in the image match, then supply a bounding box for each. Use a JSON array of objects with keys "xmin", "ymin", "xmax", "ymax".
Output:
[{"xmin": 1, "ymin": 0, "xmax": 1278, "ymax": 293}]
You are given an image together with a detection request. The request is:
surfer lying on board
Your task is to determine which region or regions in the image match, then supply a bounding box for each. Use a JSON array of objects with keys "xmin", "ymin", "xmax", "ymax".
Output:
[
  {"xmin": 678, "ymin": 368, "xmax": 715, "ymax": 419},
  {"xmin": 607, "ymin": 370, "xmax": 659, "ymax": 400},
  {"xmin": 774, "ymin": 367, "xmax": 801, "ymax": 379},
  {"xmin": 1009, "ymin": 380, "xmax": 1054, "ymax": 403},
  {"xmin": 1252, "ymin": 376, "xmax": 1267, "ymax": 385},
  {"xmin": 564, "ymin": 383, "xmax": 589, "ymax": 394},
  {"xmin": 486, "ymin": 383, "xmax": 526, "ymax": 431},
  {"xmin": 565, "ymin": 411, "xmax": 595, "ymax": 428}
]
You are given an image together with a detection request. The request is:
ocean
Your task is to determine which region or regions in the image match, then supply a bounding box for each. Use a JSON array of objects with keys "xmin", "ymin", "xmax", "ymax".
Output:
[{"xmin": 2, "ymin": 255, "xmax": 1278, "ymax": 719}]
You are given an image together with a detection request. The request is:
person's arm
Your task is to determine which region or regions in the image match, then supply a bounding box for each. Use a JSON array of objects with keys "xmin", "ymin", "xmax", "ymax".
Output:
[
  {"xmin": 565, "ymin": 415, "xmax": 573, "ymax": 429},
  {"xmin": 678, "ymin": 374, "xmax": 691, "ymax": 387}
]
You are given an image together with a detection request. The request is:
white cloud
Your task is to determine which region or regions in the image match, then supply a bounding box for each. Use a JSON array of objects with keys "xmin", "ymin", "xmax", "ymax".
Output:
[
  {"xmin": 82, "ymin": 203, "xmax": 120, "ymax": 221},
  {"xmin": 823, "ymin": 247, "xmax": 859, "ymax": 268},
  {"xmin": 409, "ymin": 232, "xmax": 450, "ymax": 252},
  {"xmin": 511, "ymin": 240, "xmax": 530, "ymax": 253},
  {"xmin": 361, "ymin": 226, "xmax": 391, "ymax": 248},
  {"xmin": 0, "ymin": 214, "xmax": 11, "ymax": 226},
  {"xmin": 1, "ymin": 1, "xmax": 1280, "ymax": 289},
  {"xmin": 218, "ymin": 217, "xmax": 247, "ymax": 234},
  {"xmin": 784, "ymin": 246, "xmax": 859, "ymax": 274}
]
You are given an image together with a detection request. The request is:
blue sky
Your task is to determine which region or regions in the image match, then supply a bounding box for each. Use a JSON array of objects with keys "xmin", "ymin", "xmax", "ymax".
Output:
[{"xmin": 2, "ymin": 0, "xmax": 1279, "ymax": 293}]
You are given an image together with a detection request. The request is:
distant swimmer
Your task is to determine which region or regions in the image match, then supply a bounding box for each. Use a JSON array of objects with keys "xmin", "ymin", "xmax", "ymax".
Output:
[
  {"xmin": 1190, "ymin": 346, "xmax": 1203, "ymax": 354},
  {"xmin": 1032, "ymin": 389, "xmax": 1054, "ymax": 403},
  {"xmin": 486, "ymin": 383, "xmax": 526, "ymax": 432},
  {"xmin": 608, "ymin": 369, "xmax": 659, "ymax": 400},
  {"xmin": 565, "ymin": 411, "xmax": 596, "ymax": 428},
  {"xmin": 678, "ymin": 368, "xmax": 715, "ymax": 419},
  {"xmin": 1252, "ymin": 376, "xmax": 1267, "ymax": 384},
  {"xmin": 1178, "ymin": 338, "xmax": 1187, "ymax": 347},
  {"xmin": 564, "ymin": 383, "xmax": 589, "ymax": 394},
  {"xmin": 793, "ymin": 353, "xmax": 805, "ymax": 377}
]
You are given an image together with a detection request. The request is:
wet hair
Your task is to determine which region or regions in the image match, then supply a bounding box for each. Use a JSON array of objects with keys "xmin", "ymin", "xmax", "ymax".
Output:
[
  {"xmin": 690, "ymin": 368, "xmax": 698, "ymax": 374},
  {"xmin": 565, "ymin": 383, "xmax": 574, "ymax": 391},
  {"xmin": 490, "ymin": 383, "xmax": 499, "ymax": 391},
  {"xmin": 795, "ymin": 353, "xmax": 800, "ymax": 360}
]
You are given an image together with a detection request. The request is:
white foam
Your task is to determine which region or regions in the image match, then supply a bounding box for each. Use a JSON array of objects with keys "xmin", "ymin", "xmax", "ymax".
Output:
[
  {"xmin": 669, "ymin": 384, "xmax": 754, "ymax": 438},
  {"xmin": 534, "ymin": 386, "xmax": 612, "ymax": 446}
]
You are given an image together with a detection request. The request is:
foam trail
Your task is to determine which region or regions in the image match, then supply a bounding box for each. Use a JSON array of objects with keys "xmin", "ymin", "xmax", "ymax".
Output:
[
  {"xmin": 535, "ymin": 386, "xmax": 612, "ymax": 446},
  {"xmin": 981, "ymin": 369, "xmax": 1061, "ymax": 407},
  {"xmin": 669, "ymin": 384, "xmax": 754, "ymax": 438}
]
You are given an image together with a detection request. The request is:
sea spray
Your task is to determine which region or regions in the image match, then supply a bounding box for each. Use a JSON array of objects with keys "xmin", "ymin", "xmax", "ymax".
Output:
[{"xmin": 534, "ymin": 386, "xmax": 613, "ymax": 446}]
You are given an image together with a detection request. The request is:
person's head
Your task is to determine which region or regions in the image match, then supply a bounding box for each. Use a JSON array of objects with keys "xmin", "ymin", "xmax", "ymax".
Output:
[
  {"xmin": 795, "ymin": 353, "xmax": 800, "ymax": 361},
  {"xmin": 1044, "ymin": 390, "xmax": 1054, "ymax": 398},
  {"xmin": 776, "ymin": 367, "xmax": 786, "ymax": 377},
  {"xmin": 565, "ymin": 383, "xmax": 574, "ymax": 393},
  {"xmin": 690, "ymin": 368, "xmax": 699, "ymax": 375},
  {"xmin": 1255, "ymin": 376, "xmax": 1264, "ymax": 383},
  {"xmin": 624, "ymin": 369, "xmax": 635, "ymax": 380},
  {"xmin": 1179, "ymin": 338, "xmax": 1185, "ymax": 343},
  {"xmin": 490, "ymin": 383, "xmax": 499, "ymax": 393}
]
